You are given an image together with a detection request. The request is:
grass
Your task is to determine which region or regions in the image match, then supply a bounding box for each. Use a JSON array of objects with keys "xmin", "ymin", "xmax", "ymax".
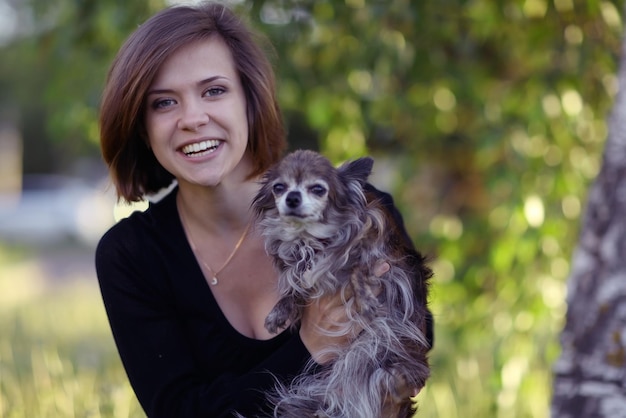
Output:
[{"xmin": 0, "ymin": 244, "xmax": 144, "ymax": 418}]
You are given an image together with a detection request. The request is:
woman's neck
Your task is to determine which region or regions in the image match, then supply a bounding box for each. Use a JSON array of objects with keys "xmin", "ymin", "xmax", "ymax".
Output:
[{"xmin": 176, "ymin": 178, "xmax": 259, "ymax": 235}]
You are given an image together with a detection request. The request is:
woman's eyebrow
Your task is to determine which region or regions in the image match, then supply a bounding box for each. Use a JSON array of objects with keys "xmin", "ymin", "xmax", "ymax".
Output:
[
  {"xmin": 147, "ymin": 76, "xmax": 230, "ymax": 96},
  {"xmin": 197, "ymin": 75, "xmax": 229, "ymax": 86}
]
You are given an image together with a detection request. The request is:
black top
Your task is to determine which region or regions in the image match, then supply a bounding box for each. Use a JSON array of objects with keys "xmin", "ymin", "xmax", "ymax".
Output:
[{"xmin": 96, "ymin": 188, "xmax": 310, "ymax": 418}]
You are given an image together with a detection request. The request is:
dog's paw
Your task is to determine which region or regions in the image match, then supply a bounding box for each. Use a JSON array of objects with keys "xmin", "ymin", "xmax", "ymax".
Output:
[
  {"xmin": 265, "ymin": 298, "xmax": 298, "ymax": 333},
  {"xmin": 264, "ymin": 309, "xmax": 285, "ymax": 334}
]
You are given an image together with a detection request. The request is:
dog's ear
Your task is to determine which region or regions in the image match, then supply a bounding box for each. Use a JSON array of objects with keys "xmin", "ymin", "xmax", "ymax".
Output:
[
  {"xmin": 338, "ymin": 157, "xmax": 374, "ymax": 185},
  {"xmin": 252, "ymin": 171, "xmax": 277, "ymax": 217}
]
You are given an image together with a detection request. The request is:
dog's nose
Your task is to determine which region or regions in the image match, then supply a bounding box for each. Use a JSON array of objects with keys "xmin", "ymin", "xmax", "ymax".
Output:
[{"xmin": 285, "ymin": 191, "xmax": 301, "ymax": 208}]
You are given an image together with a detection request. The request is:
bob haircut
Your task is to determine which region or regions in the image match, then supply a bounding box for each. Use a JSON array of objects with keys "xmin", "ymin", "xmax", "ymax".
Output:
[{"xmin": 100, "ymin": 2, "xmax": 286, "ymax": 202}]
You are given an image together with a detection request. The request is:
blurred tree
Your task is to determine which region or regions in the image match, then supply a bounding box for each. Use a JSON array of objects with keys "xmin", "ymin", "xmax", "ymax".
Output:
[
  {"xmin": 0, "ymin": 0, "xmax": 624, "ymax": 416},
  {"xmin": 551, "ymin": 11, "xmax": 626, "ymax": 416}
]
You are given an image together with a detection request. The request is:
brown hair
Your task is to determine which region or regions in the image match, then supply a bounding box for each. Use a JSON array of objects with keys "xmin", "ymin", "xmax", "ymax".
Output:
[{"xmin": 99, "ymin": 2, "xmax": 286, "ymax": 202}]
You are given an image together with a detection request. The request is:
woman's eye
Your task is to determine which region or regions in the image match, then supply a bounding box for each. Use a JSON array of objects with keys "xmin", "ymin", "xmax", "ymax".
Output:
[
  {"xmin": 152, "ymin": 98, "xmax": 176, "ymax": 110},
  {"xmin": 204, "ymin": 87, "xmax": 226, "ymax": 97}
]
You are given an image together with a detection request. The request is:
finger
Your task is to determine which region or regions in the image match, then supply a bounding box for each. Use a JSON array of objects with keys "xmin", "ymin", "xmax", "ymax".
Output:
[{"xmin": 374, "ymin": 261, "xmax": 390, "ymax": 277}]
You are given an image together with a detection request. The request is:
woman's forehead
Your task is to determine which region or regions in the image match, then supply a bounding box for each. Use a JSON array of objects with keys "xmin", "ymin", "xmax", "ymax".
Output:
[{"xmin": 150, "ymin": 37, "xmax": 238, "ymax": 89}]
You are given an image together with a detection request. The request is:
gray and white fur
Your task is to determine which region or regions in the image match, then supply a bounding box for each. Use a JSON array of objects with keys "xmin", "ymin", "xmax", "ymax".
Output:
[{"xmin": 253, "ymin": 150, "xmax": 431, "ymax": 418}]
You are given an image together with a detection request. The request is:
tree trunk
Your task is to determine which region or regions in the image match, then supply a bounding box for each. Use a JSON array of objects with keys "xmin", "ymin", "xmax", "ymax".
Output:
[{"xmin": 551, "ymin": 26, "xmax": 626, "ymax": 418}]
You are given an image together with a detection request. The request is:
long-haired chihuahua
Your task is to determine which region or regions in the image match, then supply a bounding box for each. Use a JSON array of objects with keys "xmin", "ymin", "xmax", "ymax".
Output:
[{"xmin": 253, "ymin": 150, "xmax": 431, "ymax": 418}]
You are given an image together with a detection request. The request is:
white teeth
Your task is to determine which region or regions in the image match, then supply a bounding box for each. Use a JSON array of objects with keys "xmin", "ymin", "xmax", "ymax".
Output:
[{"xmin": 181, "ymin": 140, "xmax": 220, "ymax": 155}]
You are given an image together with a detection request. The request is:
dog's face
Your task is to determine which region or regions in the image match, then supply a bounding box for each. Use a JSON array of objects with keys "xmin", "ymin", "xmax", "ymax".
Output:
[
  {"xmin": 254, "ymin": 149, "xmax": 374, "ymax": 227},
  {"xmin": 270, "ymin": 176, "xmax": 329, "ymax": 222}
]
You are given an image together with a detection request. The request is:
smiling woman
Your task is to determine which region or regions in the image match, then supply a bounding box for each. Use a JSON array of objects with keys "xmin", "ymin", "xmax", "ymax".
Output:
[
  {"xmin": 96, "ymin": 5, "xmax": 302, "ymax": 417},
  {"xmin": 95, "ymin": 2, "xmax": 426, "ymax": 418}
]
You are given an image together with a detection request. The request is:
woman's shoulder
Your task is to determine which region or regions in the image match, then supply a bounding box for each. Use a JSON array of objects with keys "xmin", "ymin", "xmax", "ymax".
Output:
[
  {"xmin": 94, "ymin": 187, "xmax": 184, "ymax": 294},
  {"xmin": 97, "ymin": 187, "xmax": 178, "ymax": 256}
]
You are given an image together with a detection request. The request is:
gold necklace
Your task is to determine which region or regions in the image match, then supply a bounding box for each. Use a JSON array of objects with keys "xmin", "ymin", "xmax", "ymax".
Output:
[{"xmin": 178, "ymin": 203, "xmax": 252, "ymax": 286}]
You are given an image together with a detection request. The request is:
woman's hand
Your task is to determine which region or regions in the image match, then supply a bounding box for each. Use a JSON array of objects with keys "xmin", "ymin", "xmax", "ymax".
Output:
[
  {"xmin": 299, "ymin": 293, "xmax": 351, "ymax": 364},
  {"xmin": 299, "ymin": 261, "xmax": 390, "ymax": 364}
]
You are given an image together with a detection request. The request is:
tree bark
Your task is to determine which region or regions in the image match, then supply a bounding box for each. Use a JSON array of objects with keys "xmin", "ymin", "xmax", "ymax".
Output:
[{"xmin": 551, "ymin": 25, "xmax": 626, "ymax": 418}]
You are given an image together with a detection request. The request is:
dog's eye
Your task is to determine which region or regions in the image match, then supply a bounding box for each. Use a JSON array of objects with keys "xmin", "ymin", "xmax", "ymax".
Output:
[
  {"xmin": 272, "ymin": 183, "xmax": 286, "ymax": 195},
  {"xmin": 309, "ymin": 184, "xmax": 327, "ymax": 197}
]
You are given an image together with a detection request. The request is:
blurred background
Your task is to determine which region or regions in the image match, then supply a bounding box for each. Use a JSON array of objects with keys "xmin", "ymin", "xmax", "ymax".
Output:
[{"xmin": 0, "ymin": 0, "xmax": 622, "ymax": 416}]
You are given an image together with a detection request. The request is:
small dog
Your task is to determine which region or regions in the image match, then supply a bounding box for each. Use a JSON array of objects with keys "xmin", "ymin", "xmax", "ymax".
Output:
[{"xmin": 253, "ymin": 150, "xmax": 431, "ymax": 418}]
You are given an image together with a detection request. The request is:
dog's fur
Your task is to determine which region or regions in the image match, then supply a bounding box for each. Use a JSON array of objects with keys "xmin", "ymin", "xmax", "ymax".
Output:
[{"xmin": 252, "ymin": 150, "xmax": 431, "ymax": 418}]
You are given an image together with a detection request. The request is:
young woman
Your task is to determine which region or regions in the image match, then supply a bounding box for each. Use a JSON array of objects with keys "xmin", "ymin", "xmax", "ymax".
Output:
[{"xmin": 96, "ymin": 2, "xmax": 430, "ymax": 417}]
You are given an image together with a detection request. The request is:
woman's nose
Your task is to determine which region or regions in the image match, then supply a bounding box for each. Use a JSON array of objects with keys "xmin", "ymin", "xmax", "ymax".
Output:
[{"xmin": 178, "ymin": 100, "xmax": 210, "ymax": 131}]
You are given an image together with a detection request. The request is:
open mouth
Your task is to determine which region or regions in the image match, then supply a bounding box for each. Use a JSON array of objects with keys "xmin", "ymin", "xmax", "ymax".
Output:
[{"xmin": 181, "ymin": 140, "xmax": 220, "ymax": 157}]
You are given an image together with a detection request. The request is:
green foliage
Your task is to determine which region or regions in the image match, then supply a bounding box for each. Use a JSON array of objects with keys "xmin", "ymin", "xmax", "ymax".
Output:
[{"xmin": 1, "ymin": 0, "xmax": 624, "ymax": 416}]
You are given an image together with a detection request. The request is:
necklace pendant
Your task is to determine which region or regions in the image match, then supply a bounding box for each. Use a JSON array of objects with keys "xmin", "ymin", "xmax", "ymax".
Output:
[{"xmin": 210, "ymin": 276, "xmax": 219, "ymax": 286}]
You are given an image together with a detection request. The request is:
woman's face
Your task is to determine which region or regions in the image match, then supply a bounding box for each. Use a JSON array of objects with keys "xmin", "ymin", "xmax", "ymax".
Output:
[{"xmin": 145, "ymin": 37, "xmax": 251, "ymax": 189}]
